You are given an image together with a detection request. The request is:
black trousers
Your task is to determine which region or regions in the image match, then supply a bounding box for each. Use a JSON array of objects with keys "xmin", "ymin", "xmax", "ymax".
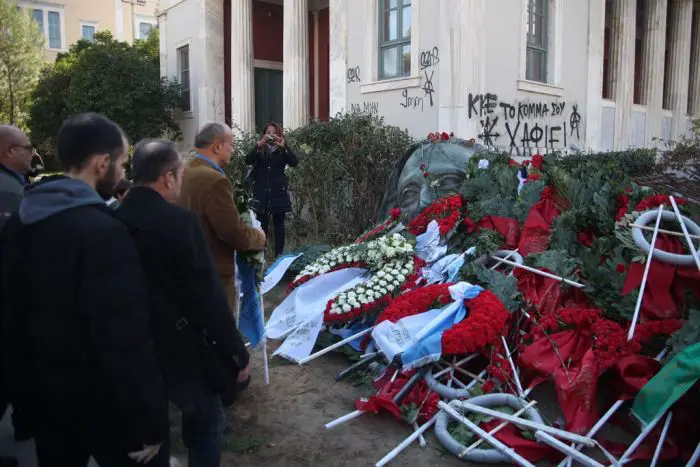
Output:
[
  {"xmin": 260, "ymin": 212, "xmax": 286, "ymax": 257},
  {"xmin": 34, "ymin": 420, "xmax": 170, "ymax": 467}
]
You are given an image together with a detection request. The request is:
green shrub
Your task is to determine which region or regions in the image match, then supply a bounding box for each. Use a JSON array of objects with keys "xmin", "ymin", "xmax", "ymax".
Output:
[{"xmin": 545, "ymin": 148, "xmax": 657, "ymax": 182}]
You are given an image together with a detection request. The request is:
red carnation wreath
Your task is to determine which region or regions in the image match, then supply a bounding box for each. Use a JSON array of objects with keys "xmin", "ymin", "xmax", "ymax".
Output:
[
  {"xmin": 408, "ymin": 194, "xmax": 464, "ymax": 236},
  {"xmin": 375, "ymin": 283, "xmax": 454, "ymax": 325},
  {"xmin": 441, "ymin": 290, "xmax": 510, "ymax": 356}
]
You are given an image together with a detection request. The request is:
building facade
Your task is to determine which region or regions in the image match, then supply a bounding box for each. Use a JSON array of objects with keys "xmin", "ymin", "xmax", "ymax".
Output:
[
  {"xmin": 160, "ymin": 0, "xmax": 700, "ymax": 154},
  {"xmin": 18, "ymin": 0, "xmax": 160, "ymax": 61}
]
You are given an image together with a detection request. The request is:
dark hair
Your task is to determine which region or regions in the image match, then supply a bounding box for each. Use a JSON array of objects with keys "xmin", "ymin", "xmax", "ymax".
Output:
[
  {"xmin": 131, "ymin": 139, "xmax": 181, "ymax": 184},
  {"xmin": 57, "ymin": 113, "xmax": 126, "ymax": 171},
  {"xmin": 263, "ymin": 121, "xmax": 283, "ymax": 136},
  {"xmin": 115, "ymin": 178, "xmax": 133, "ymax": 196}
]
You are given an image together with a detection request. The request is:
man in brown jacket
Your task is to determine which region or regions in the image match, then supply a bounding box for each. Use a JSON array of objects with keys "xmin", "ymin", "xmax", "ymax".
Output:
[{"xmin": 179, "ymin": 122, "xmax": 266, "ymax": 320}]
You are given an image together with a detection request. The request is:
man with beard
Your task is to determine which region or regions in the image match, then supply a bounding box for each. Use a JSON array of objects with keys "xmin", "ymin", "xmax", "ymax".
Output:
[
  {"xmin": 118, "ymin": 139, "xmax": 251, "ymax": 467},
  {"xmin": 0, "ymin": 113, "xmax": 169, "ymax": 466}
]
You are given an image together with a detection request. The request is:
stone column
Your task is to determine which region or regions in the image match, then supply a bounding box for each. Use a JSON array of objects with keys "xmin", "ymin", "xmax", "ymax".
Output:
[
  {"xmin": 690, "ymin": 4, "xmax": 700, "ymax": 116},
  {"xmin": 230, "ymin": 0, "xmax": 255, "ymax": 132},
  {"xmin": 585, "ymin": 0, "xmax": 606, "ymax": 150},
  {"xmin": 640, "ymin": 0, "xmax": 668, "ymax": 144},
  {"xmin": 667, "ymin": 0, "xmax": 693, "ymax": 139},
  {"xmin": 329, "ymin": 0, "xmax": 347, "ymax": 117},
  {"xmin": 609, "ymin": 0, "xmax": 637, "ymax": 150},
  {"xmin": 283, "ymin": 0, "xmax": 310, "ymax": 129}
]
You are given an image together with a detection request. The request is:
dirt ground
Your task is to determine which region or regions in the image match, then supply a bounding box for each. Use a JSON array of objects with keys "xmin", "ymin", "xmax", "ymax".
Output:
[{"xmin": 168, "ymin": 282, "xmax": 619, "ymax": 467}]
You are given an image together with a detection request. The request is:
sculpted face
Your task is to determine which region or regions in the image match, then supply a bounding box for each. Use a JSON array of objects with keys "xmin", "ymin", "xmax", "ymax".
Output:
[{"xmin": 395, "ymin": 142, "xmax": 482, "ymax": 219}]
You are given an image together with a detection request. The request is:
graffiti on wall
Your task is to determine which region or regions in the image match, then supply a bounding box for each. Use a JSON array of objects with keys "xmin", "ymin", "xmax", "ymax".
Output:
[
  {"xmin": 467, "ymin": 92, "xmax": 582, "ymax": 154},
  {"xmin": 350, "ymin": 101, "xmax": 379, "ymax": 115},
  {"xmin": 347, "ymin": 66, "xmax": 361, "ymax": 84},
  {"xmin": 399, "ymin": 46, "xmax": 440, "ymax": 111}
]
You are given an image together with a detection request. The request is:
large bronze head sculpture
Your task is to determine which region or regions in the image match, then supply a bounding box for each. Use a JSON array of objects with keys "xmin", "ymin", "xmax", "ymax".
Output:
[{"xmin": 379, "ymin": 139, "xmax": 486, "ymax": 220}]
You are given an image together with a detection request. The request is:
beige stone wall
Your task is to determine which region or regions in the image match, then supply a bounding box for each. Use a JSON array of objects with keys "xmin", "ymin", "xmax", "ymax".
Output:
[{"xmin": 18, "ymin": 0, "xmax": 159, "ymax": 62}]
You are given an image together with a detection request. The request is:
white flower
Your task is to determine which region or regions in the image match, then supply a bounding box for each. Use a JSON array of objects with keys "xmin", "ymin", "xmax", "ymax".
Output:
[
  {"xmin": 397, "ymin": 274, "xmax": 406, "ymax": 282},
  {"xmin": 353, "ymin": 302, "xmax": 361, "ymax": 309},
  {"xmin": 348, "ymin": 291, "xmax": 356, "ymax": 298},
  {"xmin": 478, "ymin": 159, "xmax": 490, "ymax": 169},
  {"xmin": 338, "ymin": 297, "xmax": 346, "ymax": 305},
  {"xmin": 379, "ymin": 280, "xmax": 387, "ymax": 287},
  {"xmin": 342, "ymin": 304, "xmax": 351, "ymax": 312}
]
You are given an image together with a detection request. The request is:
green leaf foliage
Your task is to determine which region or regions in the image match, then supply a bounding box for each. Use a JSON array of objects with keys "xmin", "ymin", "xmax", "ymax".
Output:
[
  {"xmin": 0, "ymin": 0, "xmax": 44, "ymax": 128},
  {"xmin": 28, "ymin": 30, "xmax": 181, "ymax": 169}
]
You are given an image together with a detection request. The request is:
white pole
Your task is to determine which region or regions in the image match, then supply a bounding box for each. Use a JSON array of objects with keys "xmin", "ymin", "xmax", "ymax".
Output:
[
  {"xmin": 260, "ymin": 294, "xmax": 270, "ymax": 385},
  {"xmin": 649, "ymin": 412, "xmax": 673, "ymax": 467},
  {"xmin": 617, "ymin": 413, "xmax": 664, "ymax": 465},
  {"xmin": 324, "ymin": 409, "xmax": 364, "ymax": 430},
  {"xmin": 669, "ymin": 196, "xmax": 700, "ymax": 272},
  {"xmin": 438, "ymin": 401, "xmax": 536, "ymax": 467},
  {"xmin": 297, "ymin": 326, "xmax": 375, "ymax": 365},
  {"xmin": 501, "ymin": 335, "xmax": 525, "ymax": 398},
  {"xmin": 457, "ymin": 401, "xmax": 595, "ymax": 446},
  {"xmin": 686, "ymin": 441, "xmax": 700, "ymax": 467},
  {"xmin": 459, "ymin": 399, "xmax": 537, "ymax": 457},
  {"xmin": 559, "ymin": 350, "xmax": 668, "ymax": 467},
  {"xmin": 490, "ymin": 249, "xmax": 520, "ymax": 270},
  {"xmin": 433, "ymin": 354, "xmax": 479, "ymax": 378},
  {"xmin": 535, "ymin": 431, "xmax": 605, "ymax": 467},
  {"xmin": 374, "ymin": 414, "xmax": 438, "ymax": 467},
  {"xmin": 627, "ymin": 206, "xmax": 664, "ymax": 342},
  {"xmin": 630, "ymin": 223, "xmax": 700, "ymax": 240},
  {"xmin": 491, "ymin": 257, "xmax": 585, "ymax": 288}
]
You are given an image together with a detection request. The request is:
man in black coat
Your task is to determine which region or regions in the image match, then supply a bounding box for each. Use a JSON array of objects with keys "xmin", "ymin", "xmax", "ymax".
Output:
[
  {"xmin": 118, "ymin": 139, "xmax": 251, "ymax": 467},
  {"xmin": 0, "ymin": 114, "xmax": 169, "ymax": 467}
]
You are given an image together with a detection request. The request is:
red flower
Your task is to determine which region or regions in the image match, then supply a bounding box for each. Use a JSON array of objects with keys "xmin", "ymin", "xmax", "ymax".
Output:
[
  {"xmin": 531, "ymin": 154, "xmax": 545, "ymax": 171},
  {"xmin": 635, "ymin": 194, "xmax": 687, "ymax": 212},
  {"xmin": 615, "ymin": 264, "xmax": 626, "ymax": 273},
  {"xmin": 407, "ymin": 194, "xmax": 464, "ymax": 236},
  {"xmin": 390, "ymin": 207, "xmax": 401, "ymax": 220},
  {"xmin": 449, "ymin": 132, "xmax": 455, "ymax": 137},
  {"xmin": 441, "ymin": 290, "xmax": 510, "ymax": 356},
  {"xmin": 508, "ymin": 159, "xmax": 518, "ymax": 167},
  {"xmin": 440, "ymin": 132, "xmax": 450, "ymax": 141},
  {"xmin": 482, "ymin": 380, "xmax": 496, "ymax": 393},
  {"xmin": 577, "ymin": 230, "xmax": 596, "ymax": 248},
  {"xmin": 423, "ymin": 172, "xmax": 430, "ymax": 178},
  {"xmin": 615, "ymin": 194, "xmax": 630, "ymax": 222},
  {"xmin": 527, "ymin": 173, "xmax": 541, "ymax": 181},
  {"xmin": 375, "ymin": 283, "xmax": 454, "ymax": 325}
]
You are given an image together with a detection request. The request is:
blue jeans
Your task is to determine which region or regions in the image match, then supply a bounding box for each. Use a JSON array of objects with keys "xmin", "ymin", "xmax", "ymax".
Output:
[{"xmin": 170, "ymin": 382, "xmax": 226, "ymax": 467}]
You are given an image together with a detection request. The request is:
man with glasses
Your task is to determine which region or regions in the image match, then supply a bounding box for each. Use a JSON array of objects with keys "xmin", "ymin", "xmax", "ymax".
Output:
[
  {"xmin": 0, "ymin": 126, "xmax": 37, "ymax": 467},
  {"xmin": 0, "ymin": 125, "xmax": 35, "ymax": 232}
]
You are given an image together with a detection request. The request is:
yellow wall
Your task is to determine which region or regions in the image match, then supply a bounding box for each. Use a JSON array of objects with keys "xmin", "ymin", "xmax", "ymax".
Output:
[{"xmin": 19, "ymin": 0, "xmax": 160, "ymax": 62}]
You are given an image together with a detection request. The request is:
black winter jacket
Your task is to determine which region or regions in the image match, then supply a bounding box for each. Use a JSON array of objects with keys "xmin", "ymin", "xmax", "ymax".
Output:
[
  {"xmin": 245, "ymin": 144, "xmax": 298, "ymax": 215},
  {"xmin": 0, "ymin": 176, "xmax": 169, "ymax": 446},
  {"xmin": 117, "ymin": 187, "xmax": 250, "ymax": 395}
]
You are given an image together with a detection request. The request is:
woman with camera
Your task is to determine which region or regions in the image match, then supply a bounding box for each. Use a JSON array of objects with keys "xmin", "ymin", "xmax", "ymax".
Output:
[{"xmin": 244, "ymin": 122, "xmax": 298, "ymax": 258}]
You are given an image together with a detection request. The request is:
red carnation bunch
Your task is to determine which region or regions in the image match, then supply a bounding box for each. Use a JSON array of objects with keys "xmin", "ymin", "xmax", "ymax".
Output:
[
  {"xmin": 375, "ymin": 283, "xmax": 454, "ymax": 325},
  {"xmin": 407, "ymin": 194, "xmax": 463, "ymax": 236},
  {"xmin": 441, "ymin": 290, "xmax": 510, "ymax": 355},
  {"xmin": 635, "ymin": 194, "xmax": 686, "ymax": 212}
]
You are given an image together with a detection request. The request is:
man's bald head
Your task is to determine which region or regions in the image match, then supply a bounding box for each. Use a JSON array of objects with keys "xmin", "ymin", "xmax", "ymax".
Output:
[{"xmin": 0, "ymin": 125, "xmax": 33, "ymax": 173}]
